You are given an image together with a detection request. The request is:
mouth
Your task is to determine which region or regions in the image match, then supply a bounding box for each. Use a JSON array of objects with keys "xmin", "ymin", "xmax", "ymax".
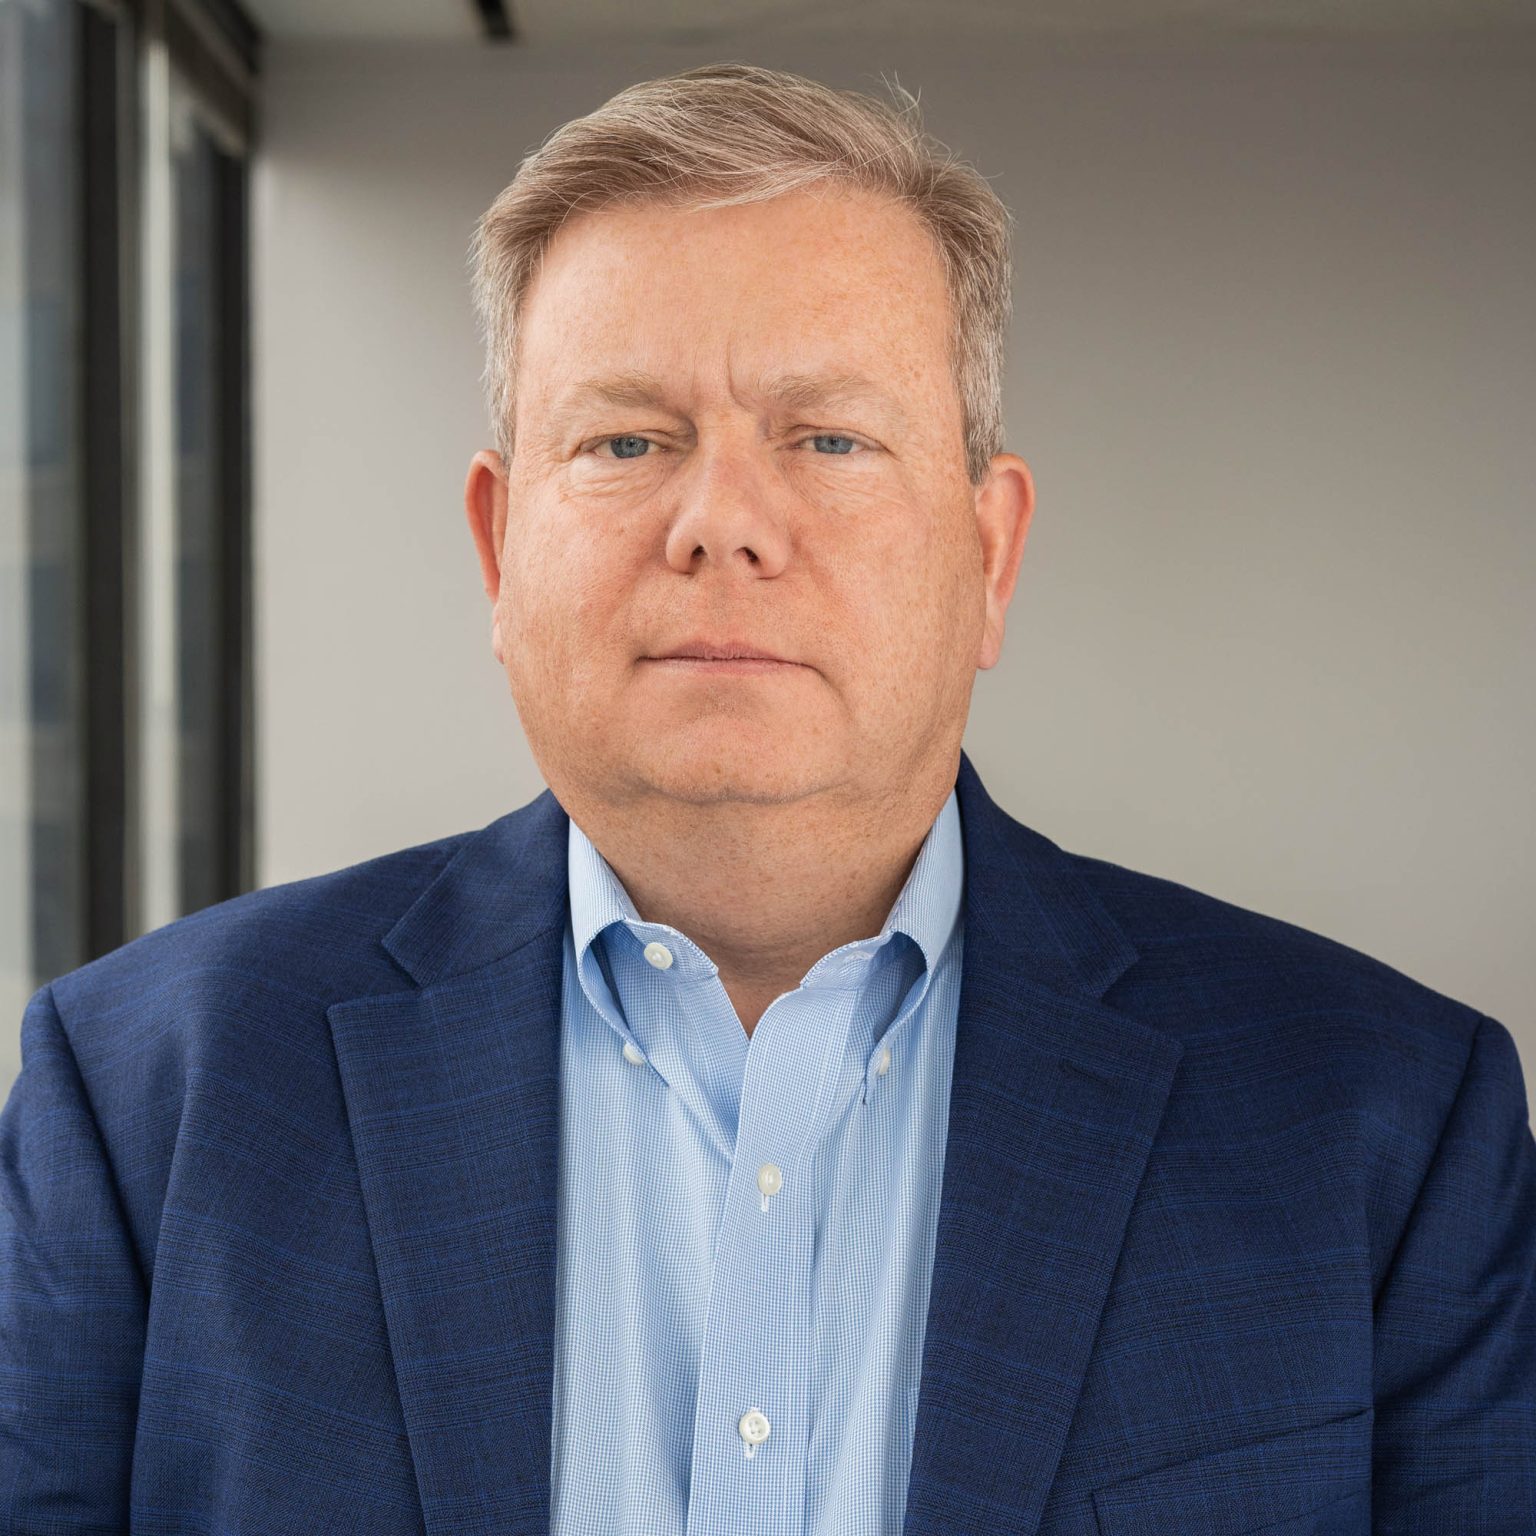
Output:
[
  {"xmin": 643, "ymin": 655, "xmax": 803, "ymax": 674},
  {"xmin": 645, "ymin": 638, "xmax": 804, "ymax": 669}
]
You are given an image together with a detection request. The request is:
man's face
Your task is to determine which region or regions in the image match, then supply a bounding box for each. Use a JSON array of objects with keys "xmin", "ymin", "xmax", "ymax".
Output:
[{"xmin": 466, "ymin": 183, "xmax": 1032, "ymax": 810}]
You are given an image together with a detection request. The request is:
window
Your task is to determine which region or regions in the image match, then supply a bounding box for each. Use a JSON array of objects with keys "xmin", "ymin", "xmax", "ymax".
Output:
[{"xmin": 0, "ymin": 0, "xmax": 259, "ymax": 1086}]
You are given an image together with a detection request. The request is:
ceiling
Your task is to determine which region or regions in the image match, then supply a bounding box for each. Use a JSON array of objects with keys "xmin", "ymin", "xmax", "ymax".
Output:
[{"xmin": 239, "ymin": 0, "xmax": 1536, "ymax": 45}]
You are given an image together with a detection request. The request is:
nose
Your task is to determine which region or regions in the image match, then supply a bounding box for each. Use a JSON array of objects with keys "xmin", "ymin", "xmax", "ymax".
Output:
[{"xmin": 662, "ymin": 441, "xmax": 791, "ymax": 578}]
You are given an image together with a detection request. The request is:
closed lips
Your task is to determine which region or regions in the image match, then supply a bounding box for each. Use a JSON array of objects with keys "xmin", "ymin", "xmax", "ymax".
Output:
[{"xmin": 651, "ymin": 641, "xmax": 795, "ymax": 662}]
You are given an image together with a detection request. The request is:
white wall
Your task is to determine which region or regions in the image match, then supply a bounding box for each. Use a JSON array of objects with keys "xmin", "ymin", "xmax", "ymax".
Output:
[{"xmin": 253, "ymin": 32, "xmax": 1536, "ymax": 1092}]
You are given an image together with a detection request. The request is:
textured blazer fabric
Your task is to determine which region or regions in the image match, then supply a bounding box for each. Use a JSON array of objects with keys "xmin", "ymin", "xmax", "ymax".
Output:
[{"xmin": 1, "ymin": 748, "xmax": 1532, "ymax": 1533}]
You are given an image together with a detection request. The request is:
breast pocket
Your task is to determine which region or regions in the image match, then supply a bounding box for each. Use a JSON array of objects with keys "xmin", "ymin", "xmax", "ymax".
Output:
[{"xmin": 1091, "ymin": 1405, "xmax": 1372, "ymax": 1536}]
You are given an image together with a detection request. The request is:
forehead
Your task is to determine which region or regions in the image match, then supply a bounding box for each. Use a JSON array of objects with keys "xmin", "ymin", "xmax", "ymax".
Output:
[{"xmin": 515, "ymin": 184, "xmax": 955, "ymax": 421}]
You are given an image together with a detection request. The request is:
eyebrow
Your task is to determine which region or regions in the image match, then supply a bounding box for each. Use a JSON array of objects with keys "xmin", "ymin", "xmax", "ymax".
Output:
[{"xmin": 543, "ymin": 367, "xmax": 910, "ymax": 434}]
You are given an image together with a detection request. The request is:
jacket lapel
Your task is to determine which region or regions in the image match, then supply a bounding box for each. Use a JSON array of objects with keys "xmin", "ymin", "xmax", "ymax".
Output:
[
  {"xmin": 900, "ymin": 756, "xmax": 1184, "ymax": 1535},
  {"xmin": 326, "ymin": 750, "xmax": 1183, "ymax": 1535},
  {"xmin": 326, "ymin": 789, "xmax": 570, "ymax": 1535}
]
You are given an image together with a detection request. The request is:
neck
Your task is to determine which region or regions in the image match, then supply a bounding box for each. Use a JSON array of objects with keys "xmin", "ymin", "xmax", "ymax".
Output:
[{"xmin": 562, "ymin": 755, "xmax": 959, "ymax": 1022}]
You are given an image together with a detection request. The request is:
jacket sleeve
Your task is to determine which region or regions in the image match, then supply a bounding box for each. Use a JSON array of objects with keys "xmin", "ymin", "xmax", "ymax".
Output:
[
  {"xmin": 0, "ymin": 981, "xmax": 147, "ymax": 1526},
  {"xmin": 1372, "ymin": 1011, "xmax": 1536, "ymax": 1531}
]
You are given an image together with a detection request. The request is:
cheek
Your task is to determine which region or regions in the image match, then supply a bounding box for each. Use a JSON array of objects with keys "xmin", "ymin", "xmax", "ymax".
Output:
[
  {"xmin": 503, "ymin": 538, "xmax": 632, "ymax": 685},
  {"xmin": 859, "ymin": 522, "xmax": 977, "ymax": 679},
  {"xmin": 860, "ymin": 528, "xmax": 948, "ymax": 632}
]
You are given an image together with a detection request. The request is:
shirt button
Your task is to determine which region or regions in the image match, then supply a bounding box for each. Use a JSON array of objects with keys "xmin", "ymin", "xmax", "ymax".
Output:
[
  {"xmin": 622, "ymin": 1040, "xmax": 646, "ymax": 1066},
  {"xmin": 876, "ymin": 1045, "xmax": 892, "ymax": 1075},
  {"xmin": 643, "ymin": 941, "xmax": 674, "ymax": 970},
  {"xmin": 739, "ymin": 1408, "xmax": 771, "ymax": 1449},
  {"xmin": 757, "ymin": 1163, "xmax": 783, "ymax": 1200}
]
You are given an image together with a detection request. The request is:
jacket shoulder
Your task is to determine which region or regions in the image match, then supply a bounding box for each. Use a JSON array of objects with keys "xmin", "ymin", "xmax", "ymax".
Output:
[
  {"xmin": 1061, "ymin": 846, "xmax": 1525, "ymax": 1307},
  {"xmin": 1067, "ymin": 847, "xmax": 1487, "ymax": 1062},
  {"xmin": 44, "ymin": 826, "xmax": 474, "ymax": 1058},
  {"xmin": 16, "ymin": 827, "xmax": 483, "ymax": 1283}
]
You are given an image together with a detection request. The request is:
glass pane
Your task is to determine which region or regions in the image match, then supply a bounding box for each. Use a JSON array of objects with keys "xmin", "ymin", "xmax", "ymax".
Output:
[
  {"xmin": 0, "ymin": 0, "xmax": 85, "ymax": 1084},
  {"xmin": 171, "ymin": 80, "xmax": 223, "ymax": 917},
  {"xmin": 140, "ymin": 59, "xmax": 241, "ymax": 933}
]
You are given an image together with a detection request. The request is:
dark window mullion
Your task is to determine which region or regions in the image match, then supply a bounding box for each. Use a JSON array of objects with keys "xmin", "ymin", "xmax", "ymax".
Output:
[
  {"xmin": 77, "ymin": 0, "xmax": 128, "ymax": 959},
  {"xmin": 213, "ymin": 147, "xmax": 254, "ymax": 899}
]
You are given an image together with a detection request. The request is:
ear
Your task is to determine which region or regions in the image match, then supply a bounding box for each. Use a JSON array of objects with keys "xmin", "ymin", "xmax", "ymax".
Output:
[
  {"xmin": 973, "ymin": 453, "xmax": 1036, "ymax": 671},
  {"xmin": 464, "ymin": 449, "xmax": 511, "ymax": 665}
]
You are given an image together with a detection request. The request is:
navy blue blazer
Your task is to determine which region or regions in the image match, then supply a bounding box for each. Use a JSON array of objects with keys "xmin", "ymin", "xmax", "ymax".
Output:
[{"xmin": 2, "ymin": 749, "xmax": 1532, "ymax": 1534}]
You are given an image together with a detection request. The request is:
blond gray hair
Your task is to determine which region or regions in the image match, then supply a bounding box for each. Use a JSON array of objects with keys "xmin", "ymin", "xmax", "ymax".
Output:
[{"xmin": 467, "ymin": 63, "xmax": 1013, "ymax": 486}]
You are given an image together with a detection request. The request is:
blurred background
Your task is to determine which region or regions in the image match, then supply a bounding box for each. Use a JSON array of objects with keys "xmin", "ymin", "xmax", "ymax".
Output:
[{"xmin": 1, "ymin": 0, "xmax": 1533, "ymax": 1099}]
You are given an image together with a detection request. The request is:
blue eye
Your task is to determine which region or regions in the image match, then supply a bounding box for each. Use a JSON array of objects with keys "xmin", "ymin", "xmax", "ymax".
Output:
[
  {"xmin": 601, "ymin": 435, "xmax": 651, "ymax": 459},
  {"xmin": 807, "ymin": 434, "xmax": 857, "ymax": 455}
]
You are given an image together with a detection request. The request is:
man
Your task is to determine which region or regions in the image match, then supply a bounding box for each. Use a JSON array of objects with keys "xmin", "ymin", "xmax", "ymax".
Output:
[{"xmin": 1, "ymin": 62, "xmax": 1531, "ymax": 1536}]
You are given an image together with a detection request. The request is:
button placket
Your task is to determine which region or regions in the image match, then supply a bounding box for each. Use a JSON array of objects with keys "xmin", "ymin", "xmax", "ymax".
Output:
[
  {"xmin": 683, "ymin": 989, "xmax": 836, "ymax": 1535},
  {"xmin": 684, "ymin": 1151, "xmax": 813, "ymax": 1523}
]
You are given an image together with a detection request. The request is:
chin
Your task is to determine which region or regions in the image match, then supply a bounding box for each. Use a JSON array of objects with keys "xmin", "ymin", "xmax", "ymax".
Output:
[{"xmin": 632, "ymin": 727, "xmax": 837, "ymax": 806}]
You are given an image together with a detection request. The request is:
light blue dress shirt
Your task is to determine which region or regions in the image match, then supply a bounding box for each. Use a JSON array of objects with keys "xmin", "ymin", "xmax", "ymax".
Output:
[{"xmin": 548, "ymin": 788, "xmax": 966, "ymax": 1536}]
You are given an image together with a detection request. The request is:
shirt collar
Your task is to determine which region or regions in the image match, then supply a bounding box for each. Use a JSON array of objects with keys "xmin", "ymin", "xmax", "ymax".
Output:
[{"xmin": 566, "ymin": 785, "xmax": 964, "ymax": 991}]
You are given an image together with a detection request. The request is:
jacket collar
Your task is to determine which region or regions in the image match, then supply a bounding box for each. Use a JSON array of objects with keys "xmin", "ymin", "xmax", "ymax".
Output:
[{"xmin": 329, "ymin": 747, "xmax": 1182, "ymax": 1536}]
